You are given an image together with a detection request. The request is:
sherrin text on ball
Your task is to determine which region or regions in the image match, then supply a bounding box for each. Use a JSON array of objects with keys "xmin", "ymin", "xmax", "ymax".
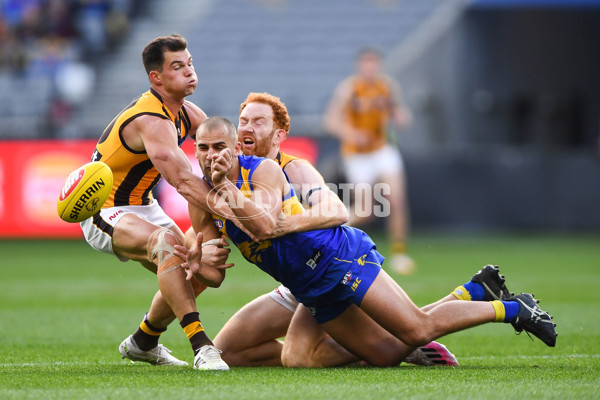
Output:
[{"xmin": 57, "ymin": 161, "xmax": 113, "ymax": 223}]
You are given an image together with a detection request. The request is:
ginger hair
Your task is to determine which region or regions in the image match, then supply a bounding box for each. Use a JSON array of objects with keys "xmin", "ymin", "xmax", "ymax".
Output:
[{"xmin": 240, "ymin": 92, "xmax": 290, "ymax": 134}]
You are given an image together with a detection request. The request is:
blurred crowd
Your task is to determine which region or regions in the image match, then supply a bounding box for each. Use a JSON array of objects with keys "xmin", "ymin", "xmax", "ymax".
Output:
[{"xmin": 0, "ymin": 0, "xmax": 141, "ymax": 137}]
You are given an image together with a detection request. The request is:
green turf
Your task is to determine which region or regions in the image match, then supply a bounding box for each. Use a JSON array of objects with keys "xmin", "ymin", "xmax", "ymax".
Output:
[{"xmin": 1, "ymin": 232, "xmax": 599, "ymax": 399}]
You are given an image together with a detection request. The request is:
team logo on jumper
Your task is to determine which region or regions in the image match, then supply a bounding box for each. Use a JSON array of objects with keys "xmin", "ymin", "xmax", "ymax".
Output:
[
  {"xmin": 213, "ymin": 218, "xmax": 224, "ymax": 230},
  {"xmin": 91, "ymin": 149, "xmax": 102, "ymax": 162},
  {"xmin": 357, "ymin": 254, "xmax": 367, "ymax": 266},
  {"xmin": 342, "ymin": 271, "xmax": 352, "ymax": 285}
]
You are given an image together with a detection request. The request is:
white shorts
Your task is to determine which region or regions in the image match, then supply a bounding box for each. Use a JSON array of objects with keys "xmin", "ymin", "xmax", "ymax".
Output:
[
  {"xmin": 343, "ymin": 144, "xmax": 403, "ymax": 185},
  {"xmin": 80, "ymin": 199, "xmax": 177, "ymax": 262},
  {"xmin": 267, "ymin": 285, "xmax": 299, "ymax": 313}
]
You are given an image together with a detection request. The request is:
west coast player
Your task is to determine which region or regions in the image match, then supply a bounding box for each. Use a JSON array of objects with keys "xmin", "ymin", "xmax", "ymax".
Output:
[{"xmin": 179, "ymin": 117, "xmax": 557, "ymax": 368}]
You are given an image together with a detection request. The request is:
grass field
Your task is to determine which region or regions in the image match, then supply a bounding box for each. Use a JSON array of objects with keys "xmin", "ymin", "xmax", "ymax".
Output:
[{"xmin": 0, "ymin": 232, "xmax": 599, "ymax": 399}]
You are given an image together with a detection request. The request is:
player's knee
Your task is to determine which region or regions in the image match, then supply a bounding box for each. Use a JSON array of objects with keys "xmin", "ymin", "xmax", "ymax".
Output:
[
  {"xmin": 214, "ymin": 341, "xmax": 249, "ymax": 367},
  {"xmin": 147, "ymin": 228, "xmax": 182, "ymax": 274},
  {"xmin": 281, "ymin": 340, "xmax": 325, "ymax": 368},
  {"xmin": 281, "ymin": 346, "xmax": 314, "ymax": 368},
  {"xmin": 400, "ymin": 328, "xmax": 431, "ymax": 348}
]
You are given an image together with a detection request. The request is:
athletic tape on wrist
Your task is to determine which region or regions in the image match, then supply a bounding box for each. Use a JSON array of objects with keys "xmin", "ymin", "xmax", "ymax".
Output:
[{"xmin": 201, "ymin": 238, "xmax": 223, "ymax": 248}]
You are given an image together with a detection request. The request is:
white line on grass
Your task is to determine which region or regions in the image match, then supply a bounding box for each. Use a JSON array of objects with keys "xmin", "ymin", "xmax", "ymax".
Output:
[
  {"xmin": 0, "ymin": 361, "xmax": 126, "ymax": 367},
  {"xmin": 1, "ymin": 354, "xmax": 599, "ymax": 367}
]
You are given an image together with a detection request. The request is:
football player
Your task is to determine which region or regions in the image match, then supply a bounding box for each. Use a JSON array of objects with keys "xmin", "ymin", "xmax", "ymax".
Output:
[{"xmin": 178, "ymin": 116, "xmax": 557, "ymax": 368}]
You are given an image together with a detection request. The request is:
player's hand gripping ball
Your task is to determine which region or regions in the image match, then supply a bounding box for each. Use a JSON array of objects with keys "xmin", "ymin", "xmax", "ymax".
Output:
[{"xmin": 57, "ymin": 161, "xmax": 113, "ymax": 223}]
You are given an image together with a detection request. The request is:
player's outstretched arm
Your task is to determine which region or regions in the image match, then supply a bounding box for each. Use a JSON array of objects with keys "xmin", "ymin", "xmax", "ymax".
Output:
[
  {"xmin": 175, "ymin": 204, "xmax": 234, "ymax": 287},
  {"xmin": 136, "ymin": 115, "xmax": 214, "ymax": 212},
  {"xmin": 268, "ymin": 159, "xmax": 348, "ymax": 238},
  {"xmin": 211, "ymin": 150, "xmax": 284, "ymax": 241}
]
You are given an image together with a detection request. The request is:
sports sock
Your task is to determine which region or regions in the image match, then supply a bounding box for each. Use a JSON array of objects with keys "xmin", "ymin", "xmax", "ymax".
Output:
[
  {"xmin": 490, "ymin": 300, "xmax": 519, "ymax": 322},
  {"xmin": 451, "ymin": 281, "xmax": 485, "ymax": 301},
  {"xmin": 180, "ymin": 311, "xmax": 213, "ymax": 355},
  {"xmin": 132, "ymin": 313, "xmax": 166, "ymax": 351},
  {"xmin": 391, "ymin": 242, "xmax": 406, "ymax": 254}
]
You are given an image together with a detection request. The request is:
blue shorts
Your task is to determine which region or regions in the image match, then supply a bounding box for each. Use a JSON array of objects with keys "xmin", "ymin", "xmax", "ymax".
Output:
[{"xmin": 297, "ymin": 247, "xmax": 384, "ymax": 324}]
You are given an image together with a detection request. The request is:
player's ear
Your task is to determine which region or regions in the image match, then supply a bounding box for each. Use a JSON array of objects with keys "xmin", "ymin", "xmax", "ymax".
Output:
[
  {"xmin": 273, "ymin": 129, "xmax": 287, "ymax": 146},
  {"xmin": 149, "ymin": 70, "xmax": 161, "ymax": 85}
]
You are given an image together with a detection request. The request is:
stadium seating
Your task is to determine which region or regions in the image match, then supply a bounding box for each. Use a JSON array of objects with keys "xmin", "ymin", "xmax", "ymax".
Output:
[{"xmin": 50, "ymin": 0, "xmax": 451, "ymax": 138}]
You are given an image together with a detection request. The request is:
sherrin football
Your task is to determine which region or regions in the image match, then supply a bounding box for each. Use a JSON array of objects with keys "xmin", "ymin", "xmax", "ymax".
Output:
[{"xmin": 57, "ymin": 161, "xmax": 113, "ymax": 223}]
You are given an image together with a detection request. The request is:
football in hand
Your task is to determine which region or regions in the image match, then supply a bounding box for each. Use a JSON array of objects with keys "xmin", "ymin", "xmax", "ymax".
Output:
[{"xmin": 57, "ymin": 161, "xmax": 113, "ymax": 223}]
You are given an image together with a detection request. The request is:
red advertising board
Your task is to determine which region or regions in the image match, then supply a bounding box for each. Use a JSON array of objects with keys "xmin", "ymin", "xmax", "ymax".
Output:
[
  {"xmin": 0, "ymin": 140, "xmax": 96, "ymax": 238},
  {"xmin": 0, "ymin": 137, "xmax": 318, "ymax": 238}
]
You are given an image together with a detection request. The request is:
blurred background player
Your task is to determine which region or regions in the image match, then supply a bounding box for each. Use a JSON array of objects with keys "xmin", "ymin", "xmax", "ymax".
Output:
[
  {"xmin": 324, "ymin": 47, "xmax": 415, "ymax": 275},
  {"xmin": 80, "ymin": 34, "xmax": 229, "ymax": 370}
]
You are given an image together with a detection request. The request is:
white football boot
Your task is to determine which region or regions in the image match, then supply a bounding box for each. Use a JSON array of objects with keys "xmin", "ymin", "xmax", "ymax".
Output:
[
  {"xmin": 119, "ymin": 335, "xmax": 188, "ymax": 366},
  {"xmin": 193, "ymin": 345, "xmax": 230, "ymax": 371}
]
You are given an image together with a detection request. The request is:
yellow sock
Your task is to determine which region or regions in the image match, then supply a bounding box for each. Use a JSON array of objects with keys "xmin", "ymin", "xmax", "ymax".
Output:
[
  {"xmin": 183, "ymin": 320, "xmax": 205, "ymax": 339},
  {"xmin": 391, "ymin": 242, "xmax": 406, "ymax": 254},
  {"xmin": 451, "ymin": 285, "xmax": 472, "ymax": 301},
  {"xmin": 140, "ymin": 320, "xmax": 163, "ymax": 336},
  {"xmin": 180, "ymin": 311, "xmax": 212, "ymax": 353},
  {"xmin": 490, "ymin": 300, "xmax": 505, "ymax": 322}
]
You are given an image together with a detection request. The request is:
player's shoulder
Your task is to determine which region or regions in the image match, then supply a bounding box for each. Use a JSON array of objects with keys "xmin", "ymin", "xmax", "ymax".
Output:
[
  {"xmin": 281, "ymin": 156, "xmax": 313, "ymax": 174},
  {"xmin": 240, "ymin": 154, "xmax": 279, "ymax": 171},
  {"xmin": 183, "ymin": 100, "xmax": 208, "ymax": 129},
  {"xmin": 338, "ymin": 76, "xmax": 356, "ymax": 91},
  {"xmin": 129, "ymin": 112, "xmax": 174, "ymax": 133},
  {"xmin": 282, "ymin": 157, "xmax": 325, "ymax": 186},
  {"xmin": 377, "ymin": 73, "xmax": 401, "ymax": 89}
]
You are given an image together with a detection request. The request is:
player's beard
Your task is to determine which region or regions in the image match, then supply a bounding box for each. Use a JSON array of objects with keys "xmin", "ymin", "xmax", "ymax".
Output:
[{"xmin": 243, "ymin": 129, "xmax": 277, "ymax": 158}]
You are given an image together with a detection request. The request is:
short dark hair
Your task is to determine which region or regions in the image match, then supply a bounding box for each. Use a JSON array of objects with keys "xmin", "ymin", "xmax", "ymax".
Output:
[
  {"xmin": 198, "ymin": 116, "xmax": 237, "ymax": 142},
  {"xmin": 142, "ymin": 34, "xmax": 188, "ymax": 75}
]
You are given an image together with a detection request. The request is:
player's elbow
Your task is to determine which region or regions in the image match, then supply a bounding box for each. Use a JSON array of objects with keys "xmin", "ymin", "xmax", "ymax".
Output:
[
  {"xmin": 253, "ymin": 225, "xmax": 275, "ymax": 242},
  {"xmin": 199, "ymin": 278, "xmax": 222, "ymax": 289},
  {"xmin": 322, "ymin": 201, "xmax": 349, "ymax": 227},
  {"xmin": 336, "ymin": 204, "xmax": 349, "ymax": 225},
  {"xmin": 247, "ymin": 215, "xmax": 277, "ymax": 241},
  {"xmin": 194, "ymin": 270, "xmax": 225, "ymax": 288},
  {"xmin": 174, "ymin": 178, "xmax": 192, "ymax": 199},
  {"xmin": 205, "ymin": 275, "xmax": 223, "ymax": 288}
]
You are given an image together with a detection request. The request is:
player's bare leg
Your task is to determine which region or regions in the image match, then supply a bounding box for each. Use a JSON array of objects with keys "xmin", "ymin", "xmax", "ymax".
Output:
[
  {"xmin": 421, "ymin": 295, "xmax": 459, "ymax": 312},
  {"xmin": 114, "ymin": 215, "xmax": 227, "ymax": 369},
  {"xmin": 283, "ymin": 301, "xmax": 458, "ymax": 368},
  {"xmin": 142, "ymin": 228, "xmax": 208, "ymax": 329},
  {"xmin": 213, "ymin": 294, "xmax": 293, "ymax": 366},
  {"xmin": 422, "ymin": 264, "xmax": 514, "ymax": 311},
  {"xmin": 145, "ymin": 277, "xmax": 207, "ymax": 328},
  {"xmin": 320, "ymin": 269, "xmax": 502, "ymax": 361},
  {"xmin": 282, "ymin": 305, "xmax": 360, "ymax": 367}
]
